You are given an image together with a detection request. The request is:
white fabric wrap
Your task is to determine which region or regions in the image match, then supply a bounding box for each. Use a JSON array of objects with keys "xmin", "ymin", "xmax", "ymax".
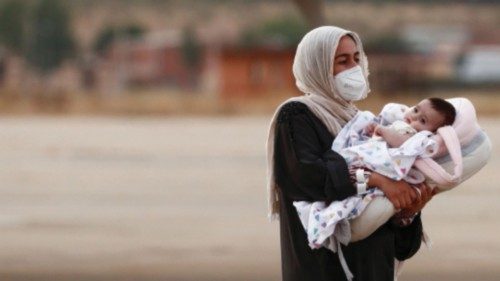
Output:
[{"xmin": 333, "ymin": 110, "xmax": 437, "ymax": 184}]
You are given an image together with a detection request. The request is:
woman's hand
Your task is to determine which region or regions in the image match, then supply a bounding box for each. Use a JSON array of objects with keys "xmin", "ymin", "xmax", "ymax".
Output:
[
  {"xmin": 368, "ymin": 172, "xmax": 418, "ymax": 210},
  {"xmin": 399, "ymin": 183, "xmax": 435, "ymax": 217}
]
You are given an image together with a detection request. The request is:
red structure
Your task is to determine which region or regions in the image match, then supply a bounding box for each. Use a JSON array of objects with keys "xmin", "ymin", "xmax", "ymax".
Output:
[
  {"xmin": 97, "ymin": 31, "xmax": 299, "ymax": 97},
  {"xmin": 126, "ymin": 42, "xmax": 195, "ymax": 88},
  {"xmin": 203, "ymin": 46, "xmax": 298, "ymax": 99}
]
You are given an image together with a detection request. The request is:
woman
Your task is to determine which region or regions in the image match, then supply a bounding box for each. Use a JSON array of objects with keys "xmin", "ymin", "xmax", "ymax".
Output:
[{"xmin": 266, "ymin": 26, "xmax": 433, "ymax": 281}]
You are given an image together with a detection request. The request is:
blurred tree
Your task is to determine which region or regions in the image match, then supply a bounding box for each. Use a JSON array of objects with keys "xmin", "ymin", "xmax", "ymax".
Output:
[
  {"xmin": 93, "ymin": 26, "xmax": 116, "ymax": 56},
  {"xmin": 181, "ymin": 25, "xmax": 201, "ymax": 69},
  {"xmin": 25, "ymin": 0, "xmax": 76, "ymax": 74},
  {"xmin": 181, "ymin": 25, "xmax": 201, "ymax": 89},
  {"xmin": 93, "ymin": 23, "xmax": 145, "ymax": 57},
  {"xmin": 122, "ymin": 24, "xmax": 145, "ymax": 39},
  {"xmin": 241, "ymin": 16, "xmax": 308, "ymax": 48},
  {"xmin": 0, "ymin": 0, "xmax": 26, "ymax": 54},
  {"xmin": 363, "ymin": 34, "xmax": 411, "ymax": 54},
  {"xmin": 291, "ymin": 0, "xmax": 324, "ymax": 27}
]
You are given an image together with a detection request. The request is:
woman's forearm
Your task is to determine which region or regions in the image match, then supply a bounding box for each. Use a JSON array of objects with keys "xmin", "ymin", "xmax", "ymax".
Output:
[
  {"xmin": 366, "ymin": 172, "xmax": 418, "ymax": 210},
  {"xmin": 367, "ymin": 171, "xmax": 390, "ymax": 188}
]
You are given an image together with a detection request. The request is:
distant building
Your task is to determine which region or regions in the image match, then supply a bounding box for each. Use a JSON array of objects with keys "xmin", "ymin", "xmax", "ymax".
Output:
[
  {"xmin": 0, "ymin": 50, "xmax": 82, "ymax": 95},
  {"xmin": 94, "ymin": 30, "xmax": 198, "ymax": 94},
  {"xmin": 201, "ymin": 45, "xmax": 297, "ymax": 99},
  {"xmin": 366, "ymin": 52, "xmax": 428, "ymax": 92},
  {"xmin": 93, "ymin": 29, "xmax": 299, "ymax": 98},
  {"xmin": 401, "ymin": 25, "xmax": 470, "ymax": 55},
  {"xmin": 458, "ymin": 46, "xmax": 500, "ymax": 83},
  {"xmin": 400, "ymin": 24, "xmax": 500, "ymax": 84},
  {"xmin": 401, "ymin": 25, "xmax": 470, "ymax": 81}
]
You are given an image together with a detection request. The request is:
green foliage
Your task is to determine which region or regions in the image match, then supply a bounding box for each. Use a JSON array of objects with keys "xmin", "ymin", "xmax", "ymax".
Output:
[
  {"xmin": 181, "ymin": 25, "xmax": 201, "ymax": 69},
  {"xmin": 122, "ymin": 24, "xmax": 145, "ymax": 38},
  {"xmin": 93, "ymin": 23, "xmax": 146, "ymax": 56},
  {"xmin": 25, "ymin": 0, "xmax": 76, "ymax": 74},
  {"xmin": 241, "ymin": 16, "xmax": 308, "ymax": 48},
  {"xmin": 0, "ymin": 1, "xmax": 26, "ymax": 54},
  {"xmin": 93, "ymin": 26, "xmax": 116, "ymax": 56},
  {"xmin": 363, "ymin": 35, "xmax": 411, "ymax": 54}
]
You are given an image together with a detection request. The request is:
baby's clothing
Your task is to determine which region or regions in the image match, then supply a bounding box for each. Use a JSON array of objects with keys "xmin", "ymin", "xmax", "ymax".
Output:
[
  {"xmin": 293, "ymin": 188, "xmax": 384, "ymax": 249},
  {"xmin": 332, "ymin": 104, "xmax": 438, "ymax": 184},
  {"xmin": 295, "ymin": 103, "xmax": 437, "ymax": 250}
]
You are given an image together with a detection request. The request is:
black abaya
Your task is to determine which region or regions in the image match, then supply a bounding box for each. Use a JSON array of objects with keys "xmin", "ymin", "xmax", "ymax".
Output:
[{"xmin": 273, "ymin": 101, "xmax": 423, "ymax": 281}]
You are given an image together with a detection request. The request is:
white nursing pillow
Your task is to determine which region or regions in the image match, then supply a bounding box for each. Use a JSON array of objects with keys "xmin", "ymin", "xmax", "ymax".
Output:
[
  {"xmin": 350, "ymin": 196, "xmax": 394, "ymax": 242},
  {"xmin": 350, "ymin": 98, "xmax": 491, "ymax": 242},
  {"xmin": 425, "ymin": 98, "xmax": 491, "ymax": 191},
  {"xmin": 432, "ymin": 129, "xmax": 491, "ymax": 192},
  {"xmin": 436, "ymin": 98, "xmax": 481, "ymax": 155},
  {"xmin": 351, "ymin": 129, "xmax": 491, "ymax": 242},
  {"xmin": 414, "ymin": 126, "xmax": 463, "ymax": 188}
]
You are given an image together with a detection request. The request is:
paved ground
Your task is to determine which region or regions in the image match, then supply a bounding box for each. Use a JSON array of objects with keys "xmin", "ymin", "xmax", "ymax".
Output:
[{"xmin": 0, "ymin": 116, "xmax": 499, "ymax": 281}]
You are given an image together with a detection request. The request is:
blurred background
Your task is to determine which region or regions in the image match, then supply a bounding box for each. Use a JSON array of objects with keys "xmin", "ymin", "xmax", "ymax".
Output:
[{"xmin": 0, "ymin": 0, "xmax": 499, "ymax": 280}]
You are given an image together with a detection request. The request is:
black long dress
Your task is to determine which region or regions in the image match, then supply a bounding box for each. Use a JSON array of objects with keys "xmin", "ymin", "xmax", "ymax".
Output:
[{"xmin": 273, "ymin": 101, "xmax": 423, "ymax": 281}]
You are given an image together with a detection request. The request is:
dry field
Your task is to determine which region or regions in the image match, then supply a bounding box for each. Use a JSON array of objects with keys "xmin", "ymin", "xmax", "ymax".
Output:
[{"xmin": 0, "ymin": 114, "xmax": 498, "ymax": 281}]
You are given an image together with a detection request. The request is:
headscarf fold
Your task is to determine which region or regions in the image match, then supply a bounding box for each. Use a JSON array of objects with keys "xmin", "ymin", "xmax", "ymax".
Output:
[{"xmin": 266, "ymin": 26, "xmax": 370, "ymax": 220}]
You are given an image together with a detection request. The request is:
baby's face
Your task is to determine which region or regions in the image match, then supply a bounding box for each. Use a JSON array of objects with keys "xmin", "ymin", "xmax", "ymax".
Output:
[{"xmin": 404, "ymin": 99, "xmax": 445, "ymax": 132}]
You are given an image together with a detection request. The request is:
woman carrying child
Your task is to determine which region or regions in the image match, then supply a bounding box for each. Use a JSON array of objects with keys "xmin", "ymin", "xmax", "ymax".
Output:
[{"xmin": 266, "ymin": 26, "xmax": 433, "ymax": 281}]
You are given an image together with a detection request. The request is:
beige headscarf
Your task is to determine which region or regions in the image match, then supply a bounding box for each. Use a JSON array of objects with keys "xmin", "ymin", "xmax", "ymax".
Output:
[{"xmin": 267, "ymin": 26, "xmax": 370, "ymax": 220}]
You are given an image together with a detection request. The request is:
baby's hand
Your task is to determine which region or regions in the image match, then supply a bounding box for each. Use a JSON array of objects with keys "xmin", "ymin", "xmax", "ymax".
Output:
[
  {"xmin": 364, "ymin": 123, "xmax": 379, "ymax": 136},
  {"xmin": 373, "ymin": 125, "xmax": 384, "ymax": 136}
]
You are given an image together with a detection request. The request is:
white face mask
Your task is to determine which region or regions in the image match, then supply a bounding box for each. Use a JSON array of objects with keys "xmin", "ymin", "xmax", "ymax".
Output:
[{"xmin": 333, "ymin": 65, "xmax": 368, "ymax": 101}]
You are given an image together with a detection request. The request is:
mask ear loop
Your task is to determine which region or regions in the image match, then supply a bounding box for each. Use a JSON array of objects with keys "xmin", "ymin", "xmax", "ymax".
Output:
[{"xmin": 348, "ymin": 32, "xmax": 371, "ymax": 97}]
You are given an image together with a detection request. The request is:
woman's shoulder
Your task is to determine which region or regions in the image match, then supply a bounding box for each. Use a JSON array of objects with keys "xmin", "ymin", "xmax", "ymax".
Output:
[{"xmin": 276, "ymin": 101, "xmax": 311, "ymax": 124}]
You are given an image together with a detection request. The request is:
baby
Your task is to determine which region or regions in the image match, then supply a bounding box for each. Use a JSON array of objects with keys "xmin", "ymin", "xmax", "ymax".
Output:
[
  {"xmin": 333, "ymin": 97, "xmax": 456, "ymax": 186},
  {"xmin": 368, "ymin": 97, "xmax": 456, "ymax": 149}
]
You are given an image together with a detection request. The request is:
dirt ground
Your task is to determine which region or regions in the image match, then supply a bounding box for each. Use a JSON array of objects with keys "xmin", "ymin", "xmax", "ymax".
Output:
[{"xmin": 0, "ymin": 115, "xmax": 499, "ymax": 281}]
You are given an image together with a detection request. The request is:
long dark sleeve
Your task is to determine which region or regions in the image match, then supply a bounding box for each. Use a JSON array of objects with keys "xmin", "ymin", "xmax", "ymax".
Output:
[
  {"xmin": 274, "ymin": 102, "xmax": 356, "ymax": 203},
  {"xmin": 394, "ymin": 213, "xmax": 423, "ymax": 261}
]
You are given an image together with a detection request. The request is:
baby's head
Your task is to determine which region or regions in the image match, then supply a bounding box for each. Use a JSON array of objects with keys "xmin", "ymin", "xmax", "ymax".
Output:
[{"xmin": 404, "ymin": 97, "xmax": 456, "ymax": 132}]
